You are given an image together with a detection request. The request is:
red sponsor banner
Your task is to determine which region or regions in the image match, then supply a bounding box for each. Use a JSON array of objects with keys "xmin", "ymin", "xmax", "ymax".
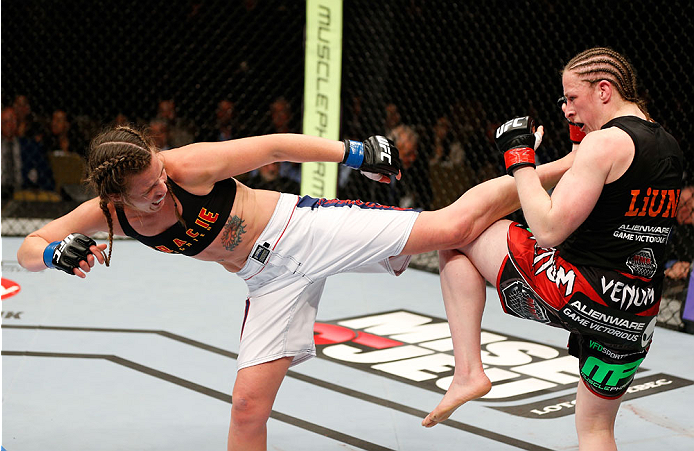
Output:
[{"xmin": 1, "ymin": 278, "xmax": 21, "ymax": 300}]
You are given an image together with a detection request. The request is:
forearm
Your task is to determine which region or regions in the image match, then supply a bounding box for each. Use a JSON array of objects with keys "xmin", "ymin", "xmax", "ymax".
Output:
[
  {"xmin": 271, "ymin": 134, "xmax": 344, "ymax": 164},
  {"xmin": 514, "ymin": 166, "xmax": 559, "ymax": 246},
  {"xmin": 467, "ymin": 151, "xmax": 574, "ymax": 221}
]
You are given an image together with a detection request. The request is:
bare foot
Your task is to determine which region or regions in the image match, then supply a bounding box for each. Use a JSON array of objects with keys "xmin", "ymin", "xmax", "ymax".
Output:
[{"xmin": 421, "ymin": 373, "xmax": 492, "ymax": 427}]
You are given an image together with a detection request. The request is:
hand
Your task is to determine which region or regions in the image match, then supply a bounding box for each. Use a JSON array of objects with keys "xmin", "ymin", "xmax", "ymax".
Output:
[
  {"xmin": 494, "ymin": 116, "xmax": 542, "ymax": 175},
  {"xmin": 43, "ymin": 233, "xmax": 108, "ymax": 278},
  {"xmin": 664, "ymin": 261, "xmax": 691, "ymax": 280},
  {"xmin": 342, "ymin": 136, "xmax": 402, "ymax": 183}
]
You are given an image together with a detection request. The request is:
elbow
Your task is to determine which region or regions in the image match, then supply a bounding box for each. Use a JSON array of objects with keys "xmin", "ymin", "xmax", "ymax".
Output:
[{"xmin": 531, "ymin": 229, "xmax": 565, "ymax": 249}]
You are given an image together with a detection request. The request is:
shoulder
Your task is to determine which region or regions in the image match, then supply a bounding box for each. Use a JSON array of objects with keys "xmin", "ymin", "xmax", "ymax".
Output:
[
  {"xmin": 577, "ymin": 126, "xmax": 635, "ymax": 182},
  {"xmin": 160, "ymin": 144, "xmax": 217, "ymax": 188}
]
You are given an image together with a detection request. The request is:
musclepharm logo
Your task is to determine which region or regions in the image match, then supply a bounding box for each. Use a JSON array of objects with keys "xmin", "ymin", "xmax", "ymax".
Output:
[
  {"xmin": 376, "ymin": 136, "xmax": 392, "ymax": 164},
  {"xmin": 581, "ymin": 356, "xmax": 643, "ymax": 389}
]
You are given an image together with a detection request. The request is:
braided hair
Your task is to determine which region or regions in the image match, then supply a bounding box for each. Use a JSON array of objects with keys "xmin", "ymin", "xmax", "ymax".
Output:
[
  {"xmin": 85, "ymin": 125, "xmax": 183, "ymax": 265},
  {"xmin": 564, "ymin": 47, "xmax": 650, "ymax": 120}
]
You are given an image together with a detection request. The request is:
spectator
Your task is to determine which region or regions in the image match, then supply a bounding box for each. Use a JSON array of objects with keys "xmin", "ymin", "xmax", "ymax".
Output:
[
  {"xmin": 149, "ymin": 119, "xmax": 171, "ymax": 150},
  {"xmin": 1, "ymin": 106, "xmax": 55, "ymax": 199},
  {"xmin": 46, "ymin": 110, "xmax": 77, "ymax": 154},
  {"xmin": 429, "ymin": 115, "xmax": 465, "ymax": 167},
  {"xmin": 156, "ymin": 99, "xmax": 196, "ymax": 147},
  {"xmin": 665, "ymin": 185, "xmax": 694, "ymax": 280},
  {"xmin": 12, "ymin": 95, "xmax": 45, "ymax": 143},
  {"xmin": 214, "ymin": 99, "xmax": 242, "ymax": 141},
  {"xmin": 389, "ymin": 124, "xmax": 432, "ymax": 210},
  {"xmin": 384, "ymin": 103, "xmax": 402, "ymax": 138},
  {"xmin": 342, "ymin": 94, "xmax": 365, "ymax": 140},
  {"xmin": 113, "ymin": 113, "xmax": 130, "ymax": 127},
  {"xmin": 246, "ymin": 162, "xmax": 300, "ymax": 194},
  {"xmin": 267, "ymin": 97, "xmax": 301, "ymax": 184}
]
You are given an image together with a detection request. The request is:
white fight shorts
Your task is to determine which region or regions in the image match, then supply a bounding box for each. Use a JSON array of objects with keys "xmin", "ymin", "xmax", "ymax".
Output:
[{"xmin": 235, "ymin": 193, "xmax": 420, "ymax": 369}]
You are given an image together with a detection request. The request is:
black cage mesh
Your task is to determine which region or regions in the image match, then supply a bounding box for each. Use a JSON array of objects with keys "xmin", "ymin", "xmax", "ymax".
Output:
[{"xmin": 2, "ymin": 0, "xmax": 693, "ymax": 331}]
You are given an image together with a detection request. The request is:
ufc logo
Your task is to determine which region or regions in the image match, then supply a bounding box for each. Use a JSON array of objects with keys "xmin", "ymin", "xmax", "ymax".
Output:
[
  {"xmin": 496, "ymin": 117, "xmax": 528, "ymax": 138},
  {"xmin": 376, "ymin": 136, "xmax": 392, "ymax": 164}
]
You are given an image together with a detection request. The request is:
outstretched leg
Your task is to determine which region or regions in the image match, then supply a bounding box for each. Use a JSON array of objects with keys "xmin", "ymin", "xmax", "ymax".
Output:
[
  {"xmin": 422, "ymin": 248, "xmax": 491, "ymax": 427},
  {"xmin": 228, "ymin": 356, "xmax": 293, "ymax": 451},
  {"xmin": 575, "ymin": 381, "xmax": 621, "ymax": 451},
  {"xmin": 423, "ymin": 220, "xmax": 512, "ymax": 427}
]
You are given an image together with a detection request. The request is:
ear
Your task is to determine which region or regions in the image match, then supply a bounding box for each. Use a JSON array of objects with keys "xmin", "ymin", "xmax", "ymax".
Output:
[{"xmin": 597, "ymin": 80, "xmax": 613, "ymax": 103}]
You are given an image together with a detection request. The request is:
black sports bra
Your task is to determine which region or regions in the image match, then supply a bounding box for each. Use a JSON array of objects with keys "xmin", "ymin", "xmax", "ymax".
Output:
[{"xmin": 115, "ymin": 177, "xmax": 237, "ymax": 256}]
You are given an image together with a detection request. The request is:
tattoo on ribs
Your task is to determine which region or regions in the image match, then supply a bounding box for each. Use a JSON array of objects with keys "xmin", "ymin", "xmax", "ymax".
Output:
[{"xmin": 221, "ymin": 215, "xmax": 247, "ymax": 252}]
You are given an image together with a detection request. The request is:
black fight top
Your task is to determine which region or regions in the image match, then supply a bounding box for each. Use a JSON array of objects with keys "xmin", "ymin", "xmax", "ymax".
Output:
[
  {"xmin": 558, "ymin": 116, "xmax": 683, "ymax": 280},
  {"xmin": 115, "ymin": 177, "xmax": 237, "ymax": 256}
]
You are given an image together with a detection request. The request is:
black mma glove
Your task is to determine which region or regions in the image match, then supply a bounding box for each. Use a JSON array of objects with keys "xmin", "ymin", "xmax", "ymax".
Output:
[
  {"xmin": 342, "ymin": 136, "xmax": 400, "ymax": 182},
  {"xmin": 494, "ymin": 116, "xmax": 542, "ymax": 175},
  {"xmin": 43, "ymin": 233, "xmax": 98, "ymax": 275},
  {"xmin": 557, "ymin": 96, "xmax": 586, "ymax": 144}
]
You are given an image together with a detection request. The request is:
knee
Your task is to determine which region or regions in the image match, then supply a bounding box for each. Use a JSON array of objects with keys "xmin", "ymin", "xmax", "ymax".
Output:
[
  {"xmin": 230, "ymin": 395, "xmax": 271, "ymax": 431},
  {"xmin": 439, "ymin": 216, "xmax": 476, "ymax": 249}
]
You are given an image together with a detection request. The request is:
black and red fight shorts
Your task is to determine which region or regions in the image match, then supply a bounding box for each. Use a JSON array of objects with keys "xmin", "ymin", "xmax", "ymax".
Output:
[{"xmin": 496, "ymin": 223, "xmax": 661, "ymax": 399}]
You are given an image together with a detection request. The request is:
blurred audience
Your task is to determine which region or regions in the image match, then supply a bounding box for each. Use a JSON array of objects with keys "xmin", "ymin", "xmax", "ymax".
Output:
[
  {"xmin": 149, "ymin": 118, "xmax": 172, "ymax": 150},
  {"xmin": 246, "ymin": 162, "xmax": 300, "ymax": 194},
  {"xmin": 267, "ymin": 97, "xmax": 301, "ymax": 184},
  {"xmin": 384, "ymin": 103, "xmax": 402, "ymax": 139},
  {"xmin": 46, "ymin": 110, "xmax": 77, "ymax": 154},
  {"xmin": 1, "ymin": 106, "xmax": 55, "ymax": 199},
  {"xmin": 388, "ymin": 124, "xmax": 432, "ymax": 210},
  {"xmin": 665, "ymin": 185, "xmax": 694, "ymax": 280},
  {"xmin": 12, "ymin": 95, "xmax": 45, "ymax": 143},
  {"xmin": 156, "ymin": 99, "xmax": 196, "ymax": 147},
  {"xmin": 212, "ymin": 99, "xmax": 245, "ymax": 141}
]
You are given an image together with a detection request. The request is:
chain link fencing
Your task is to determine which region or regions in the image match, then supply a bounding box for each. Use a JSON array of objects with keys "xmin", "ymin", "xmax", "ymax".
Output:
[{"xmin": 2, "ymin": 0, "xmax": 692, "ymax": 330}]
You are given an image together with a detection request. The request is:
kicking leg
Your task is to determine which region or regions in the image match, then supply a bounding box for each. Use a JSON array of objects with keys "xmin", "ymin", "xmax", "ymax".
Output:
[
  {"xmin": 422, "ymin": 248, "xmax": 491, "ymax": 427},
  {"xmin": 401, "ymin": 152, "xmax": 574, "ymax": 255},
  {"xmin": 575, "ymin": 381, "xmax": 621, "ymax": 451},
  {"xmin": 227, "ymin": 356, "xmax": 293, "ymax": 451}
]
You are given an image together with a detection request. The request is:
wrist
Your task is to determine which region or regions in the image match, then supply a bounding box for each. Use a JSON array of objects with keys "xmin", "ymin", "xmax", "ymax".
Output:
[
  {"xmin": 504, "ymin": 147, "xmax": 536, "ymax": 175},
  {"xmin": 43, "ymin": 241, "xmax": 60, "ymax": 269},
  {"xmin": 342, "ymin": 140, "xmax": 364, "ymax": 169}
]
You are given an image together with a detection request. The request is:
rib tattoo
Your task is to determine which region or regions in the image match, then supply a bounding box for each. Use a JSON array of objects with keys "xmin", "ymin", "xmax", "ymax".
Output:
[{"xmin": 221, "ymin": 215, "xmax": 247, "ymax": 252}]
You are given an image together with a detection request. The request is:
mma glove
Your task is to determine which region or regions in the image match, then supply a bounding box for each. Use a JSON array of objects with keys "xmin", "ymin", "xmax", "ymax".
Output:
[
  {"xmin": 43, "ymin": 233, "xmax": 98, "ymax": 275},
  {"xmin": 557, "ymin": 96, "xmax": 586, "ymax": 144},
  {"xmin": 342, "ymin": 136, "xmax": 401, "ymax": 182},
  {"xmin": 494, "ymin": 116, "xmax": 542, "ymax": 175}
]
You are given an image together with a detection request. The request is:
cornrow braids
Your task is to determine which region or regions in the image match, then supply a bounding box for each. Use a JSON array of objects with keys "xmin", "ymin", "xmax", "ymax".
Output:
[{"xmin": 565, "ymin": 47, "xmax": 650, "ymax": 120}]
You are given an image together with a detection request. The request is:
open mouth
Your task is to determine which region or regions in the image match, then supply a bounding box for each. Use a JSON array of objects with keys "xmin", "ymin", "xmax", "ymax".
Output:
[{"xmin": 152, "ymin": 196, "xmax": 165, "ymax": 206}]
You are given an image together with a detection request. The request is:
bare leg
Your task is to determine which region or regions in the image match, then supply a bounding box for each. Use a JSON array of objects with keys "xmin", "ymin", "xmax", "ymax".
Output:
[
  {"xmin": 422, "ymin": 249, "xmax": 491, "ymax": 427},
  {"xmin": 227, "ymin": 356, "xmax": 293, "ymax": 451},
  {"xmin": 423, "ymin": 220, "xmax": 512, "ymax": 427},
  {"xmin": 575, "ymin": 381, "xmax": 621, "ymax": 451}
]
